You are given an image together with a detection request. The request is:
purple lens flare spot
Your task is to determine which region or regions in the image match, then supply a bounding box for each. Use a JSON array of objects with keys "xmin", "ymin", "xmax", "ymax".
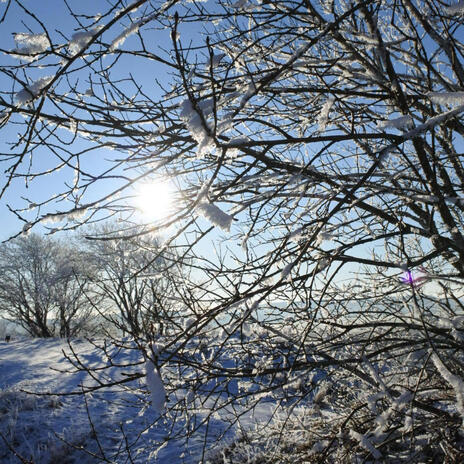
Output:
[{"xmin": 400, "ymin": 269, "xmax": 427, "ymax": 286}]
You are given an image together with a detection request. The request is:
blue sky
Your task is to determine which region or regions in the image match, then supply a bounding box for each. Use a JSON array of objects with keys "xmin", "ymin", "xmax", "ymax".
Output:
[
  {"xmin": 0, "ymin": 0, "xmax": 226, "ymax": 241},
  {"xmin": 0, "ymin": 1, "xmax": 445, "ymax": 297},
  {"xmin": 0, "ymin": 0, "xmax": 181, "ymax": 240}
]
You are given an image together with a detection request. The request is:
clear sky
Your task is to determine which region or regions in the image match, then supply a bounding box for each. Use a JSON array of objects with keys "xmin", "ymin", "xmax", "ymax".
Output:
[
  {"xmin": 0, "ymin": 0, "xmax": 182, "ymax": 240},
  {"xmin": 0, "ymin": 1, "xmax": 445, "ymax": 298},
  {"xmin": 0, "ymin": 0, "xmax": 235, "ymax": 294}
]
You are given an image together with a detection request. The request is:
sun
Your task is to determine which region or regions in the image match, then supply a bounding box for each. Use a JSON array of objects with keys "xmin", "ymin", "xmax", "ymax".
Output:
[{"xmin": 135, "ymin": 180, "xmax": 174, "ymax": 221}]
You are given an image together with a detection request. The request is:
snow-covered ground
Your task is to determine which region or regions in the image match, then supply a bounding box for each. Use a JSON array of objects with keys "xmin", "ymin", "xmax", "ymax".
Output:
[
  {"xmin": 0, "ymin": 337, "xmax": 281, "ymax": 463},
  {"xmin": 0, "ymin": 338, "xmax": 146, "ymax": 463},
  {"xmin": 2, "ymin": 323, "xmax": 461, "ymax": 462}
]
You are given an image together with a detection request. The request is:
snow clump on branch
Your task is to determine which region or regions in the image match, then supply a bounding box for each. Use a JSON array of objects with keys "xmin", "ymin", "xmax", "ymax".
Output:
[
  {"xmin": 377, "ymin": 115, "xmax": 413, "ymax": 131},
  {"xmin": 15, "ymin": 76, "xmax": 53, "ymax": 105},
  {"xmin": 431, "ymin": 353, "xmax": 464, "ymax": 424},
  {"xmin": 145, "ymin": 358, "xmax": 166, "ymax": 414},
  {"xmin": 196, "ymin": 202, "xmax": 233, "ymax": 232},
  {"xmin": 11, "ymin": 33, "xmax": 49, "ymax": 61},
  {"xmin": 444, "ymin": 1, "xmax": 464, "ymax": 14},
  {"xmin": 317, "ymin": 98, "xmax": 335, "ymax": 131},
  {"xmin": 109, "ymin": 12, "xmax": 158, "ymax": 51},
  {"xmin": 428, "ymin": 91, "xmax": 464, "ymax": 105},
  {"xmin": 68, "ymin": 28, "xmax": 101, "ymax": 55},
  {"xmin": 179, "ymin": 98, "xmax": 215, "ymax": 157}
]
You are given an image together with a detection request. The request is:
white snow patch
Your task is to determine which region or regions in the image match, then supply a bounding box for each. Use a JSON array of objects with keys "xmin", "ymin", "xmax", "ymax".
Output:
[
  {"xmin": 11, "ymin": 33, "xmax": 49, "ymax": 61},
  {"xmin": 280, "ymin": 262, "xmax": 293, "ymax": 281},
  {"xmin": 288, "ymin": 227, "xmax": 305, "ymax": 242},
  {"xmin": 317, "ymin": 98, "xmax": 334, "ymax": 131},
  {"xmin": 196, "ymin": 202, "xmax": 233, "ymax": 232},
  {"xmin": 110, "ymin": 22, "xmax": 141, "ymax": 51},
  {"xmin": 349, "ymin": 429, "xmax": 381, "ymax": 459},
  {"xmin": 195, "ymin": 182, "xmax": 210, "ymax": 204},
  {"xmin": 372, "ymin": 391, "xmax": 412, "ymax": 438},
  {"xmin": 15, "ymin": 76, "xmax": 53, "ymax": 105},
  {"xmin": 428, "ymin": 91, "xmax": 464, "ymax": 105},
  {"xmin": 377, "ymin": 115, "xmax": 413, "ymax": 130},
  {"xmin": 210, "ymin": 52, "xmax": 225, "ymax": 66},
  {"xmin": 445, "ymin": 1, "xmax": 464, "ymax": 14},
  {"xmin": 109, "ymin": 12, "xmax": 157, "ymax": 51},
  {"xmin": 179, "ymin": 98, "xmax": 215, "ymax": 157},
  {"xmin": 228, "ymin": 136, "xmax": 249, "ymax": 146},
  {"xmin": 231, "ymin": 0, "xmax": 248, "ymax": 8},
  {"xmin": 432, "ymin": 353, "xmax": 464, "ymax": 423},
  {"xmin": 68, "ymin": 28, "xmax": 100, "ymax": 55},
  {"xmin": 404, "ymin": 104, "xmax": 464, "ymax": 138},
  {"xmin": 145, "ymin": 358, "xmax": 166, "ymax": 414}
]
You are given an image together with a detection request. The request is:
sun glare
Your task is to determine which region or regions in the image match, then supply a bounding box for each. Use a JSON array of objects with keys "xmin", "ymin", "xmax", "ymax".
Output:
[{"xmin": 135, "ymin": 181, "xmax": 174, "ymax": 221}]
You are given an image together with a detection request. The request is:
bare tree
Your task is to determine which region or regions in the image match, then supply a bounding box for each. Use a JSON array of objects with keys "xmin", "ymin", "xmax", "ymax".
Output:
[
  {"xmin": 83, "ymin": 224, "xmax": 187, "ymax": 339},
  {"xmin": 1, "ymin": 0, "xmax": 464, "ymax": 461},
  {"xmin": 0, "ymin": 234, "xmax": 95, "ymax": 337}
]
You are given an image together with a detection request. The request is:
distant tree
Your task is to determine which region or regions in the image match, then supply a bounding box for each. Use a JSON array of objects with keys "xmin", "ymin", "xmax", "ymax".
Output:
[
  {"xmin": 83, "ymin": 224, "xmax": 187, "ymax": 339},
  {"xmin": 1, "ymin": 0, "xmax": 464, "ymax": 461},
  {"xmin": 0, "ymin": 234, "xmax": 95, "ymax": 337}
]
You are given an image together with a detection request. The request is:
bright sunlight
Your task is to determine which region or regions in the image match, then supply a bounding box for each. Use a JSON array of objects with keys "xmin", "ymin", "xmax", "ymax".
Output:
[{"xmin": 134, "ymin": 180, "xmax": 174, "ymax": 221}]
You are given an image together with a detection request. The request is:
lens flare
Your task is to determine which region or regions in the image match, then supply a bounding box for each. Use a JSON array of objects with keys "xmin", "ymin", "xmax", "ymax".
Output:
[{"xmin": 400, "ymin": 269, "xmax": 427, "ymax": 287}]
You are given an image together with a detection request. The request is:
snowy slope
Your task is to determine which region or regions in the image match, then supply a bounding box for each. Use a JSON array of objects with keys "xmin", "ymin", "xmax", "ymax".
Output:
[
  {"xmin": 0, "ymin": 337, "xmax": 280, "ymax": 463},
  {"xmin": 0, "ymin": 338, "xmax": 144, "ymax": 463}
]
